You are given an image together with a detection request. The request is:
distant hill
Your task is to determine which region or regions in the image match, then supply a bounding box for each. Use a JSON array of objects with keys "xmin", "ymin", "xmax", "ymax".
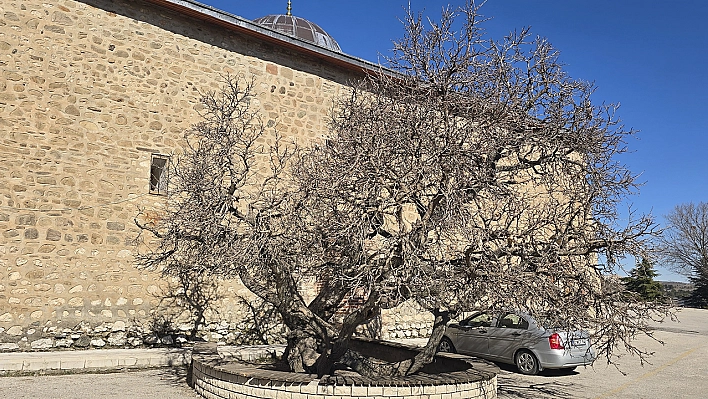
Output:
[{"xmin": 659, "ymin": 281, "xmax": 695, "ymax": 305}]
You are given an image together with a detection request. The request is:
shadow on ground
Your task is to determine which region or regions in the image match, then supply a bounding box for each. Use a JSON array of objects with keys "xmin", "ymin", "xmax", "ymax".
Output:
[
  {"xmin": 495, "ymin": 362, "xmax": 580, "ymax": 399},
  {"xmin": 494, "ymin": 362, "xmax": 580, "ymax": 376},
  {"xmin": 157, "ymin": 365, "xmax": 191, "ymax": 386}
]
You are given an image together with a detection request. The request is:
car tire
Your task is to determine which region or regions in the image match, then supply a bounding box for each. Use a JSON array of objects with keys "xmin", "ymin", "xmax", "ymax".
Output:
[
  {"xmin": 515, "ymin": 349, "xmax": 539, "ymax": 375},
  {"xmin": 437, "ymin": 337, "xmax": 456, "ymax": 353}
]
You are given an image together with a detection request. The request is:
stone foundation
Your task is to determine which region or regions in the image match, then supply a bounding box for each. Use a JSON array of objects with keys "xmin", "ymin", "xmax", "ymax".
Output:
[{"xmin": 0, "ymin": 296, "xmax": 434, "ymax": 352}]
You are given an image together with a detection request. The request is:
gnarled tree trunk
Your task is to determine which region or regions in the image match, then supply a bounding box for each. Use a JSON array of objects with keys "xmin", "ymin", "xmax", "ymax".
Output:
[{"xmin": 339, "ymin": 309, "xmax": 451, "ymax": 377}]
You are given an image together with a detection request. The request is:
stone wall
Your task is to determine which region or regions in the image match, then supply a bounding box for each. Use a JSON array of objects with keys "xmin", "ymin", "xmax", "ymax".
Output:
[
  {"xmin": 381, "ymin": 300, "xmax": 434, "ymax": 340},
  {"xmin": 0, "ymin": 0, "xmax": 435, "ymax": 350},
  {"xmin": 0, "ymin": 0, "xmax": 345, "ymax": 346}
]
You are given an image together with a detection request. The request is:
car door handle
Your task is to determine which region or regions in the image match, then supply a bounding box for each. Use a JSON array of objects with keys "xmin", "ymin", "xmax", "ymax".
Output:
[
  {"xmin": 477, "ymin": 329, "xmax": 487, "ymax": 333},
  {"xmin": 511, "ymin": 332, "xmax": 522, "ymax": 336}
]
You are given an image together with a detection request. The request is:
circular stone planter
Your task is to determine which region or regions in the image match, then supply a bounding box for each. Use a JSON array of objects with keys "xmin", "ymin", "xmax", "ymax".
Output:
[{"xmin": 189, "ymin": 338, "xmax": 499, "ymax": 399}]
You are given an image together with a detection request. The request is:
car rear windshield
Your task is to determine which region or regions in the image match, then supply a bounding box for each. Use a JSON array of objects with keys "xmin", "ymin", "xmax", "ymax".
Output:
[{"xmin": 536, "ymin": 316, "xmax": 566, "ymax": 330}]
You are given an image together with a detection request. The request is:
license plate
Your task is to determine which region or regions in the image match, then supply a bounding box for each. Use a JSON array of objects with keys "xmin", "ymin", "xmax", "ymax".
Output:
[{"xmin": 571, "ymin": 338, "xmax": 588, "ymax": 347}]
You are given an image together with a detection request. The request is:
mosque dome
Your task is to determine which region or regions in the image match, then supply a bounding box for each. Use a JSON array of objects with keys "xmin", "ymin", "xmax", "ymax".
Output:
[{"xmin": 253, "ymin": 14, "xmax": 342, "ymax": 52}]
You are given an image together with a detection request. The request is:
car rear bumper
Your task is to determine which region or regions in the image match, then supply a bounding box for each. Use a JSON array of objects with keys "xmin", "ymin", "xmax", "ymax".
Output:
[{"xmin": 537, "ymin": 348, "xmax": 596, "ymax": 370}]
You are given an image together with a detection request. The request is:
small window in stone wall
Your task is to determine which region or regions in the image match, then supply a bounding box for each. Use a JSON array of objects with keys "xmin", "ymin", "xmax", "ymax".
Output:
[{"xmin": 150, "ymin": 154, "xmax": 169, "ymax": 195}]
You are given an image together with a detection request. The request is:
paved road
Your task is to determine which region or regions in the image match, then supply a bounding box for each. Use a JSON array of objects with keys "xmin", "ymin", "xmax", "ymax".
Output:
[
  {"xmin": 497, "ymin": 307, "xmax": 708, "ymax": 399},
  {"xmin": 1, "ymin": 308, "xmax": 706, "ymax": 398}
]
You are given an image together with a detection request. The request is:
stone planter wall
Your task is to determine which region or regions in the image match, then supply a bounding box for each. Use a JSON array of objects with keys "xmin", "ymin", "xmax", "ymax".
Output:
[{"xmin": 190, "ymin": 340, "xmax": 498, "ymax": 399}]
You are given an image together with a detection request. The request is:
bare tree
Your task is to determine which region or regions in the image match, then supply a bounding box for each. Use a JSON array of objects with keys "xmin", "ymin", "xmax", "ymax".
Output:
[
  {"xmin": 289, "ymin": 2, "xmax": 670, "ymax": 375},
  {"xmin": 659, "ymin": 202, "xmax": 708, "ymax": 308},
  {"xmin": 138, "ymin": 2, "xmax": 670, "ymax": 379}
]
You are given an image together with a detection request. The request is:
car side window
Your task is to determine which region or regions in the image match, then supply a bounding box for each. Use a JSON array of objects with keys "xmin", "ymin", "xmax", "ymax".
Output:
[
  {"xmin": 464, "ymin": 313, "xmax": 493, "ymax": 327},
  {"xmin": 497, "ymin": 313, "xmax": 529, "ymax": 330}
]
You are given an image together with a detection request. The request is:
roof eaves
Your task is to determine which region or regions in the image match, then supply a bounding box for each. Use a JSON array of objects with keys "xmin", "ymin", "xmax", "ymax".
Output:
[{"xmin": 144, "ymin": 0, "xmax": 394, "ymax": 77}]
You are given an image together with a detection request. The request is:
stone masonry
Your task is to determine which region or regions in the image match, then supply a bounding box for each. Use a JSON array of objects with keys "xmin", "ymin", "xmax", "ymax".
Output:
[{"xmin": 0, "ymin": 0, "xmax": 434, "ymax": 350}]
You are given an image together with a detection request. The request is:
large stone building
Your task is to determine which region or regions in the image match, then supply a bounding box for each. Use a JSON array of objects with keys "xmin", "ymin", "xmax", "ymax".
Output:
[{"xmin": 0, "ymin": 0, "xmax": 431, "ymax": 350}]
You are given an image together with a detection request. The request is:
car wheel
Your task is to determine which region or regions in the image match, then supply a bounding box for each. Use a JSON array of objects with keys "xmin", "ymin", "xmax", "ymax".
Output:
[
  {"xmin": 437, "ymin": 337, "xmax": 456, "ymax": 353},
  {"xmin": 515, "ymin": 350, "xmax": 539, "ymax": 375}
]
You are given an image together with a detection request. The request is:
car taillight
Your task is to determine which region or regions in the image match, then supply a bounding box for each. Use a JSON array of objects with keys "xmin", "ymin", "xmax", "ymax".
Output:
[{"xmin": 549, "ymin": 333, "xmax": 564, "ymax": 350}]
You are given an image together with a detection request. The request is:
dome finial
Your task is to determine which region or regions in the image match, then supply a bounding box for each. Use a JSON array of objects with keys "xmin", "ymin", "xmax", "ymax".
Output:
[{"xmin": 286, "ymin": 0, "xmax": 292, "ymax": 16}]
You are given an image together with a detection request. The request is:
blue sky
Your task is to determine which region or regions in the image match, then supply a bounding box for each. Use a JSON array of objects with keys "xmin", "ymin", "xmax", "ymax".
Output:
[{"xmin": 204, "ymin": 1, "xmax": 708, "ymax": 281}]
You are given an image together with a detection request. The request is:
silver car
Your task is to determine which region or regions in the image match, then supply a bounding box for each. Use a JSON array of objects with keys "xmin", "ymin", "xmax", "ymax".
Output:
[{"xmin": 438, "ymin": 311, "xmax": 596, "ymax": 375}]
